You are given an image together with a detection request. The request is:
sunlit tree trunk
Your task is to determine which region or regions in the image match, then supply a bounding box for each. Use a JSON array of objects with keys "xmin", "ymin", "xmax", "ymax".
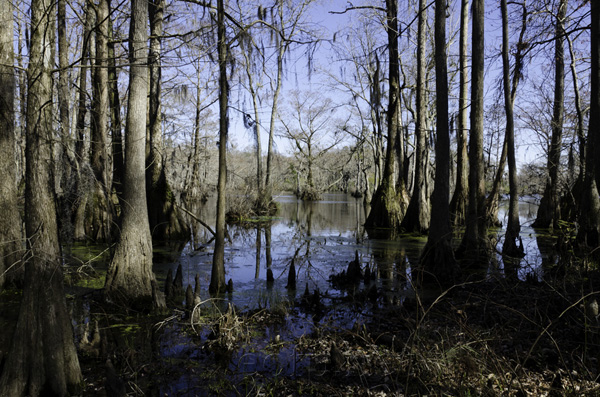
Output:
[
  {"xmin": 458, "ymin": 0, "xmax": 488, "ymax": 260},
  {"xmin": 402, "ymin": 0, "xmax": 430, "ymax": 234},
  {"xmin": 534, "ymin": 0, "xmax": 567, "ymax": 230},
  {"xmin": 0, "ymin": 0, "xmax": 22, "ymax": 289},
  {"xmin": 449, "ymin": 0, "xmax": 469, "ymax": 227},
  {"xmin": 105, "ymin": 0, "xmax": 160, "ymax": 306},
  {"xmin": 0, "ymin": 0, "xmax": 83, "ymax": 391},
  {"xmin": 419, "ymin": 0, "xmax": 458, "ymax": 285},
  {"xmin": 210, "ymin": 0, "xmax": 228, "ymax": 294}
]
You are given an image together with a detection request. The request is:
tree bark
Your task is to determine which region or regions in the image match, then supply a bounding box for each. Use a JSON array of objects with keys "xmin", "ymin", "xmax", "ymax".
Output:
[
  {"xmin": 402, "ymin": 0, "xmax": 430, "ymax": 234},
  {"xmin": 0, "ymin": 0, "xmax": 23, "ymax": 289},
  {"xmin": 419, "ymin": 0, "xmax": 458, "ymax": 286},
  {"xmin": 73, "ymin": 0, "xmax": 94, "ymax": 241},
  {"xmin": 364, "ymin": 0, "xmax": 408, "ymax": 235},
  {"xmin": 458, "ymin": 0, "xmax": 489, "ymax": 261},
  {"xmin": 146, "ymin": 0, "xmax": 190, "ymax": 242},
  {"xmin": 108, "ymin": 0, "xmax": 125, "ymax": 211},
  {"xmin": 449, "ymin": 0, "xmax": 469, "ymax": 227},
  {"xmin": 87, "ymin": 0, "xmax": 115, "ymax": 242},
  {"xmin": 104, "ymin": 0, "xmax": 161, "ymax": 306},
  {"xmin": 500, "ymin": 0, "xmax": 525, "ymax": 258},
  {"xmin": 534, "ymin": 0, "xmax": 567, "ymax": 229},
  {"xmin": 210, "ymin": 0, "xmax": 228, "ymax": 294},
  {"xmin": 576, "ymin": 1, "xmax": 600, "ymax": 253},
  {"xmin": 0, "ymin": 0, "xmax": 83, "ymax": 391}
]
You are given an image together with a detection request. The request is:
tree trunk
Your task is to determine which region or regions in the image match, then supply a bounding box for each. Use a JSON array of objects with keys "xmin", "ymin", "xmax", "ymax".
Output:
[
  {"xmin": 364, "ymin": 0, "xmax": 407, "ymax": 235},
  {"xmin": 419, "ymin": 0, "xmax": 458, "ymax": 286},
  {"xmin": 500, "ymin": 0, "xmax": 525, "ymax": 258},
  {"xmin": 449, "ymin": 0, "xmax": 469, "ymax": 227},
  {"xmin": 0, "ymin": 0, "xmax": 83, "ymax": 391},
  {"xmin": 87, "ymin": 0, "xmax": 115, "ymax": 242},
  {"xmin": 0, "ymin": 0, "xmax": 23, "ymax": 289},
  {"xmin": 458, "ymin": 0, "xmax": 489, "ymax": 261},
  {"xmin": 561, "ymin": 27, "xmax": 586, "ymax": 222},
  {"xmin": 576, "ymin": 1, "xmax": 600, "ymax": 254},
  {"xmin": 73, "ymin": 0, "xmax": 94, "ymax": 241},
  {"xmin": 210, "ymin": 0, "xmax": 228, "ymax": 294},
  {"xmin": 108, "ymin": 0, "xmax": 125, "ymax": 211},
  {"xmin": 146, "ymin": 0, "xmax": 190, "ymax": 242},
  {"xmin": 56, "ymin": 0, "xmax": 77, "ymax": 249},
  {"xmin": 104, "ymin": 0, "xmax": 160, "ymax": 307},
  {"xmin": 401, "ymin": 0, "xmax": 430, "ymax": 234},
  {"xmin": 534, "ymin": 0, "xmax": 567, "ymax": 229}
]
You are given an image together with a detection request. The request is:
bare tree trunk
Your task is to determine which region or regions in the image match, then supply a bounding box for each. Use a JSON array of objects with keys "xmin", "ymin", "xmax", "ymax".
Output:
[
  {"xmin": 419, "ymin": 0, "xmax": 458, "ymax": 286},
  {"xmin": 146, "ymin": 0, "xmax": 190, "ymax": 242},
  {"xmin": 105, "ymin": 0, "xmax": 161, "ymax": 307},
  {"xmin": 56, "ymin": 0, "xmax": 77, "ymax": 249},
  {"xmin": 73, "ymin": 0, "xmax": 94, "ymax": 241},
  {"xmin": 535, "ymin": 0, "xmax": 567, "ymax": 229},
  {"xmin": 364, "ymin": 0, "xmax": 407, "ymax": 235},
  {"xmin": 449, "ymin": 0, "xmax": 469, "ymax": 227},
  {"xmin": 576, "ymin": 1, "xmax": 600, "ymax": 253},
  {"xmin": 210, "ymin": 0, "xmax": 228, "ymax": 294},
  {"xmin": 485, "ymin": 136, "xmax": 508, "ymax": 227},
  {"xmin": 561, "ymin": 26, "xmax": 586, "ymax": 222},
  {"xmin": 108, "ymin": 0, "xmax": 125, "ymax": 210},
  {"xmin": 458, "ymin": 0, "xmax": 489, "ymax": 261},
  {"xmin": 0, "ymin": 0, "xmax": 83, "ymax": 391},
  {"xmin": 87, "ymin": 0, "xmax": 115, "ymax": 242},
  {"xmin": 0, "ymin": 0, "xmax": 23, "ymax": 289},
  {"xmin": 501, "ymin": 0, "xmax": 526, "ymax": 258},
  {"xmin": 402, "ymin": 0, "xmax": 430, "ymax": 234}
]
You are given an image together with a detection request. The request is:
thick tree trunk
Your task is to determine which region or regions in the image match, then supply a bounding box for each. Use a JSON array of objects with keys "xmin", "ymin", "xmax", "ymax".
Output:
[
  {"xmin": 364, "ymin": 0, "xmax": 407, "ymax": 235},
  {"xmin": 104, "ymin": 0, "xmax": 161, "ymax": 307},
  {"xmin": 0, "ymin": 0, "xmax": 83, "ymax": 391},
  {"xmin": 449, "ymin": 0, "xmax": 469, "ymax": 227},
  {"xmin": 419, "ymin": 0, "xmax": 458, "ymax": 286},
  {"xmin": 146, "ymin": 0, "xmax": 190, "ymax": 242},
  {"xmin": 210, "ymin": 0, "xmax": 228, "ymax": 294},
  {"xmin": 402, "ymin": 0, "xmax": 430, "ymax": 234},
  {"xmin": 534, "ymin": 0, "xmax": 567, "ymax": 229},
  {"xmin": 458, "ymin": 0, "xmax": 489, "ymax": 261},
  {"xmin": 0, "ymin": 0, "xmax": 23, "ymax": 289}
]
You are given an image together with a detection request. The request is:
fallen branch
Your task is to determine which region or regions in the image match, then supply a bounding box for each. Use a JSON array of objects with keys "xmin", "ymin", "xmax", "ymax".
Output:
[{"xmin": 177, "ymin": 204, "xmax": 216, "ymax": 236}]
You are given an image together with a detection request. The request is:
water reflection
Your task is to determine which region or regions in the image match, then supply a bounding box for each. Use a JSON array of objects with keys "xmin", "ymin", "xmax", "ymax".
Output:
[
  {"xmin": 168, "ymin": 194, "xmax": 547, "ymax": 309},
  {"xmin": 172, "ymin": 194, "xmax": 424, "ymax": 309}
]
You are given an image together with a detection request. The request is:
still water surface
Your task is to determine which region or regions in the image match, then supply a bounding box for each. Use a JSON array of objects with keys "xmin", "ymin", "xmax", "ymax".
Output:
[{"xmin": 157, "ymin": 193, "xmax": 543, "ymax": 309}]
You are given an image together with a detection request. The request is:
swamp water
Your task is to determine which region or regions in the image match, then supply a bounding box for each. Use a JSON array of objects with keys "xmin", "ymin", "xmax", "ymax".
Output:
[{"xmin": 64, "ymin": 194, "xmax": 549, "ymax": 394}]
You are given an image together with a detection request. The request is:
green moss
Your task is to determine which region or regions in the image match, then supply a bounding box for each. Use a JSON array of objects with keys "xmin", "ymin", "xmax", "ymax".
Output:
[{"xmin": 74, "ymin": 273, "xmax": 106, "ymax": 289}]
